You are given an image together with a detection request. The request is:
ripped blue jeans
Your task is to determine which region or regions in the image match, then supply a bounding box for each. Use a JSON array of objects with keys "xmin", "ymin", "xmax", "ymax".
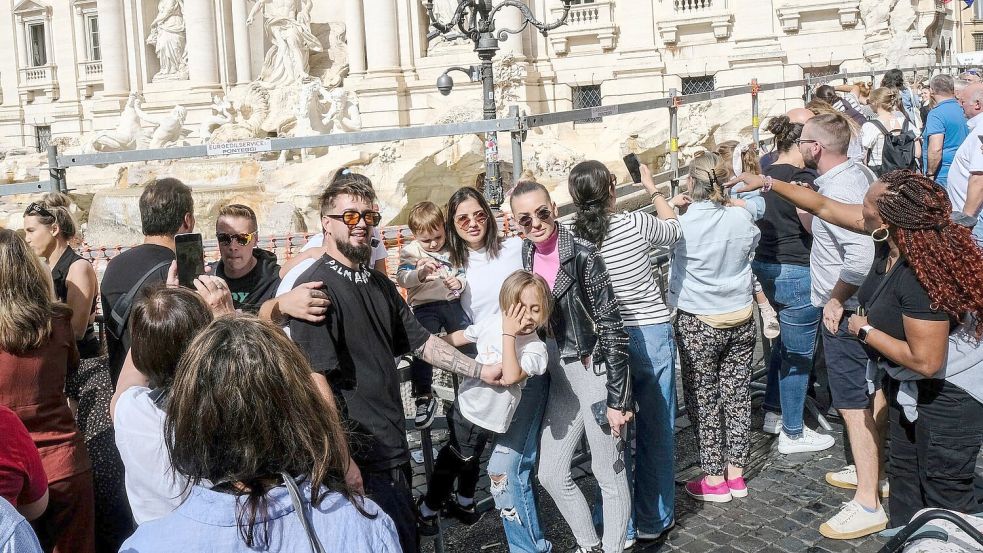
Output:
[{"xmin": 487, "ymin": 372, "xmax": 551, "ymax": 552}]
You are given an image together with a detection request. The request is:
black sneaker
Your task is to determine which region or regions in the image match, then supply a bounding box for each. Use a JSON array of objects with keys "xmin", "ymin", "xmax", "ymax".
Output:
[
  {"xmin": 444, "ymin": 501, "xmax": 481, "ymax": 526},
  {"xmin": 416, "ymin": 497, "xmax": 439, "ymax": 537},
  {"xmin": 414, "ymin": 396, "xmax": 437, "ymax": 430}
]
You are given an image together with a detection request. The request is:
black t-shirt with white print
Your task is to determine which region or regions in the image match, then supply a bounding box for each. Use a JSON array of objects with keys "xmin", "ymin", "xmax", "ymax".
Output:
[{"xmin": 289, "ymin": 254, "xmax": 431, "ymax": 472}]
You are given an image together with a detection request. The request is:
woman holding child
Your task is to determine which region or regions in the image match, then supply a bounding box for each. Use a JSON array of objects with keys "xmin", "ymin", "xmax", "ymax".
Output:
[{"xmin": 510, "ymin": 180, "xmax": 633, "ymax": 553}]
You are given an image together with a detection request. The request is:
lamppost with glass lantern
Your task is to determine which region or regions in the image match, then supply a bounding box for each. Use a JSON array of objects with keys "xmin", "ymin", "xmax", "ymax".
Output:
[{"xmin": 424, "ymin": 0, "xmax": 573, "ymax": 207}]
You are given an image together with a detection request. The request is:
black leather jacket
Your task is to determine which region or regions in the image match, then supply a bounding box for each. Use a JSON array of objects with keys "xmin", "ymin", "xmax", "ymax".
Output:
[{"xmin": 522, "ymin": 225, "xmax": 632, "ymax": 411}]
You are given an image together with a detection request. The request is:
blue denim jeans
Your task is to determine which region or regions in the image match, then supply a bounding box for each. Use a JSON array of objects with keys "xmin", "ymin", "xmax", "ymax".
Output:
[
  {"xmin": 487, "ymin": 371, "xmax": 552, "ymax": 553},
  {"xmin": 752, "ymin": 261, "xmax": 821, "ymax": 438},
  {"xmin": 592, "ymin": 323, "xmax": 676, "ymax": 539},
  {"xmin": 409, "ymin": 300, "xmax": 471, "ymax": 396}
]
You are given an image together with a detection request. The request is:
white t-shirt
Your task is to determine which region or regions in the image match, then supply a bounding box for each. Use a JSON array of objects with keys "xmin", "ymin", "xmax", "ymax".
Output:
[
  {"xmin": 457, "ymin": 315, "xmax": 548, "ymax": 433},
  {"xmin": 113, "ymin": 387, "xmax": 188, "ymax": 524},
  {"xmin": 459, "ymin": 236, "xmax": 524, "ymax": 324},
  {"xmin": 861, "ymin": 115, "xmax": 904, "ymax": 167},
  {"xmin": 946, "ymin": 112, "xmax": 983, "ymax": 216}
]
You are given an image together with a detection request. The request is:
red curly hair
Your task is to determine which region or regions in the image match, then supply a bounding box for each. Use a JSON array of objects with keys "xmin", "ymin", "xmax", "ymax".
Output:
[{"xmin": 877, "ymin": 171, "xmax": 983, "ymax": 337}]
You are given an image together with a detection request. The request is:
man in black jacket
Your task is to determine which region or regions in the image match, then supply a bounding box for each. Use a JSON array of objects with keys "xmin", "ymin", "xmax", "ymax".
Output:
[{"xmin": 209, "ymin": 204, "xmax": 280, "ymax": 313}]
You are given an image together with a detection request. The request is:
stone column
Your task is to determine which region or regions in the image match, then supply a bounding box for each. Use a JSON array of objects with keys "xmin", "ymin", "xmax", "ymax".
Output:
[
  {"xmin": 497, "ymin": 0, "xmax": 524, "ymax": 57},
  {"xmin": 364, "ymin": 0, "xmax": 399, "ymax": 71},
  {"xmin": 95, "ymin": 0, "xmax": 129, "ymax": 95},
  {"xmin": 184, "ymin": 0, "xmax": 220, "ymax": 86},
  {"xmin": 15, "ymin": 19, "xmax": 28, "ymax": 67},
  {"xmin": 72, "ymin": 7, "xmax": 87, "ymax": 61},
  {"xmin": 230, "ymin": 0, "xmax": 252, "ymax": 83},
  {"xmin": 345, "ymin": 0, "xmax": 367, "ymax": 75}
]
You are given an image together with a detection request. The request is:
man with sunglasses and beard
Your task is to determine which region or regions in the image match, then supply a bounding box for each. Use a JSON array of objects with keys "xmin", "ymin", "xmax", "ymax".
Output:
[
  {"xmin": 208, "ymin": 204, "xmax": 280, "ymax": 313},
  {"xmin": 288, "ymin": 175, "xmax": 505, "ymax": 553}
]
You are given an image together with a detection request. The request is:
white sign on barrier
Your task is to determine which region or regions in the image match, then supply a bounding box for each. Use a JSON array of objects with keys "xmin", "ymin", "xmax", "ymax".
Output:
[{"xmin": 205, "ymin": 139, "xmax": 273, "ymax": 157}]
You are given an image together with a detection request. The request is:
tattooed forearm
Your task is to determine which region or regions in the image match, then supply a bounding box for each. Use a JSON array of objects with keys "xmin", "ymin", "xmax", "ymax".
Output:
[{"xmin": 416, "ymin": 335, "xmax": 482, "ymax": 378}]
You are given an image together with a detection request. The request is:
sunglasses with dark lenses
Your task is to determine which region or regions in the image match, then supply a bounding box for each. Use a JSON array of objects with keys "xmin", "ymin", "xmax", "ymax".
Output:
[
  {"xmin": 216, "ymin": 232, "xmax": 256, "ymax": 246},
  {"xmin": 325, "ymin": 210, "xmax": 383, "ymax": 227},
  {"xmin": 454, "ymin": 211, "xmax": 488, "ymax": 230},
  {"xmin": 25, "ymin": 202, "xmax": 53, "ymax": 218},
  {"xmin": 516, "ymin": 206, "xmax": 553, "ymax": 228}
]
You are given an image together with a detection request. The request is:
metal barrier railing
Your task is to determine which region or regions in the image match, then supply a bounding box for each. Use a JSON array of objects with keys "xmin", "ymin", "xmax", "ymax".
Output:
[{"xmin": 2, "ymin": 63, "xmax": 972, "ymax": 200}]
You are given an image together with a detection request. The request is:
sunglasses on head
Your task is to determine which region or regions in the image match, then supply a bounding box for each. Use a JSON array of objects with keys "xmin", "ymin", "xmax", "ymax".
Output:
[
  {"xmin": 325, "ymin": 210, "xmax": 382, "ymax": 227},
  {"xmin": 455, "ymin": 211, "xmax": 488, "ymax": 230},
  {"xmin": 217, "ymin": 232, "xmax": 256, "ymax": 246},
  {"xmin": 25, "ymin": 202, "xmax": 53, "ymax": 218},
  {"xmin": 516, "ymin": 206, "xmax": 553, "ymax": 228}
]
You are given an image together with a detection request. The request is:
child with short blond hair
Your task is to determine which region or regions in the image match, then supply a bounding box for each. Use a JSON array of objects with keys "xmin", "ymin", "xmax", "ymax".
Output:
[{"xmin": 397, "ymin": 201, "xmax": 470, "ymax": 429}]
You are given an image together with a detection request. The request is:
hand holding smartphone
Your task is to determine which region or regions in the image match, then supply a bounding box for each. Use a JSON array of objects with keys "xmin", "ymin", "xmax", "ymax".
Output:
[
  {"xmin": 175, "ymin": 233, "xmax": 205, "ymax": 289},
  {"xmin": 623, "ymin": 153, "xmax": 642, "ymax": 184}
]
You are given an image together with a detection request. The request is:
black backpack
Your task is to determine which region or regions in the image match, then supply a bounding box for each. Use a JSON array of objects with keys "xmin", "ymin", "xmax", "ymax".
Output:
[{"xmin": 866, "ymin": 119, "xmax": 918, "ymax": 176}]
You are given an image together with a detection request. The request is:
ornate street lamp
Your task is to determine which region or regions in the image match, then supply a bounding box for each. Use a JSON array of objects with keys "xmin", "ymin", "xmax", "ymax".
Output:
[{"xmin": 424, "ymin": 0, "xmax": 573, "ymax": 207}]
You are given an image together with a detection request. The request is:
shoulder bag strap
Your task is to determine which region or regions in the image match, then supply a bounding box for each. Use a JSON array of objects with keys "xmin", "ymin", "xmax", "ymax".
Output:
[
  {"xmin": 281, "ymin": 472, "xmax": 326, "ymax": 553},
  {"xmin": 108, "ymin": 260, "xmax": 172, "ymax": 337}
]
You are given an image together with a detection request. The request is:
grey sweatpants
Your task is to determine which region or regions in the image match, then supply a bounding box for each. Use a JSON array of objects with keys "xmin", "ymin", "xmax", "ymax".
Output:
[{"xmin": 538, "ymin": 358, "xmax": 631, "ymax": 552}]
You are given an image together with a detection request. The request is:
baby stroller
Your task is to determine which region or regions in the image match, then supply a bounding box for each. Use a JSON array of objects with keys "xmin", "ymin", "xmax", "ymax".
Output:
[{"xmin": 880, "ymin": 509, "xmax": 983, "ymax": 552}]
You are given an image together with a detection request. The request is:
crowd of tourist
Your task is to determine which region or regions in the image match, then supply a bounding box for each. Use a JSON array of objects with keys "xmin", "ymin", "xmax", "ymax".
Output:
[{"xmin": 2, "ymin": 67, "xmax": 983, "ymax": 553}]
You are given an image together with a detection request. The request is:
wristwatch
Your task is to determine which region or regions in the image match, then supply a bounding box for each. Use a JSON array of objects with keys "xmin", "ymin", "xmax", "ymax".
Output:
[{"xmin": 858, "ymin": 325, "xmax": 874, "ymax": 344}]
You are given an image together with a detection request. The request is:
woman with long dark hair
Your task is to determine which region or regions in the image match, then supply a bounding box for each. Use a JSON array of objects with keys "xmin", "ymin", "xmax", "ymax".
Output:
[
  {"xmin": 22, "ymin": 193, "xmax": 134, "ymax": 550},
  {"xmin": 510, "ymin": 179, "xmax": 632, "ymax": 553},
  {"xmin": 567, "ymin": 160, "xmax": 681, "ymax": 543},
  {"xmin": 731, "ymin": 169, "xmax": 983, "ymax": 529},
  {"xmin": 120, "ymin": 316, "xmax": 399, "ymax": 552},
  {"xmin": 443, "ymin": 186, "xmax": 554, "ymax": 552},
  {"xmin": 0, "ymin": 229, "xmax": 95, "ymax": 553}
]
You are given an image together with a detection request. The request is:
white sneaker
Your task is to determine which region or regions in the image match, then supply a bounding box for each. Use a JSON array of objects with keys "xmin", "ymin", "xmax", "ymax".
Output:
[
  {"xmin": 623, "ymin": 537, "xmax": 636, "ymax": 550},
  {"xmin": 825, "ymin": 465, "xmax": 890, "ymax": 498},
  {"xmin": 777, "ymin": 427, "xmax": 835, "ymax": 454},
  {"xmin": 762, "ymin": 411, "xmax": 782, "ymax": 434},
  {"xmin": 759, "ymin": 302, "xmax": 781, "ymax": 339},
  {"xmin": 819, "ymin": 500, "xmax": 887, "ymax": 539}
]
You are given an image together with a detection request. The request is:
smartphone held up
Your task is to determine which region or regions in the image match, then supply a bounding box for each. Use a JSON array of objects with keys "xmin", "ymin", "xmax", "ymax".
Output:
[
  {"xmin": 175, "ymin": 233, "xmax": 205, "ymax": 289},
  {"xmin": 623, "ymin": 153, "xmax": 642, "ymax": 184}
]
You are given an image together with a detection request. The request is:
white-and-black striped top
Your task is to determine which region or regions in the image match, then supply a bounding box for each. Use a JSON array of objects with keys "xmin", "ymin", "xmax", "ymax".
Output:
[{"xmin": 599, "ymin": 211, "xmax": 682, "ymax": 326}]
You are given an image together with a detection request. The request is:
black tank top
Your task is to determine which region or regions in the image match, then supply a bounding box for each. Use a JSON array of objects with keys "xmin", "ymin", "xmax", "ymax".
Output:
[{"xmin": 51, "ymin": 248, "xmax": 101, "ymax": 358}]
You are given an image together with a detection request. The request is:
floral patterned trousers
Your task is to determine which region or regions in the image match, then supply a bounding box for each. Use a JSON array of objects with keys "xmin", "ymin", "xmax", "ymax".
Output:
[{"xmin": 676, "ymin": 311, "xmax": 756, "ymax": 476}]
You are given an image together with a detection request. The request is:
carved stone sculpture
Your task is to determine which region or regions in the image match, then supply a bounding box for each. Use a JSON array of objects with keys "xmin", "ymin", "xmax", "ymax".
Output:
[
  {"xmin": 135, "ymin": 103, "xmax": 190, "ymax": 149},
  {"xmin": 88, "ymin": 93, "xmax": 144, "ymax": 152},
  {"xmin": 209, "ymin": 84, "xmax": 271, "ymax": 143},
  {"xmin": 199, "ymin": 94, "xmax": 237, "ymax": 142},
  {"xmin": 323, "ymin": 88, "xmax": 361, "ymax": 134},
  {"xmin": 147, "ymin": 0, "xmax": 189, "ymax": 82},
  {"xmin": 247, "ymin": 0, "xmax": 323, "ymax": 88}
]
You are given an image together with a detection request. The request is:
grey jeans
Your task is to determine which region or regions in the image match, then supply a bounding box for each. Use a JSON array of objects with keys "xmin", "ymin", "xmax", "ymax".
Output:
[{"xmin": 538, "ymin": 357, "xmax": 631, "ymax": 552}]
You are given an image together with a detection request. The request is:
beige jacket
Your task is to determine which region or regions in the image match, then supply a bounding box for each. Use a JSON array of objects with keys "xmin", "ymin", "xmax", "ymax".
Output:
[{"xmin": 396, "ymin": 240, "xmax": 466, "ymax": 306}]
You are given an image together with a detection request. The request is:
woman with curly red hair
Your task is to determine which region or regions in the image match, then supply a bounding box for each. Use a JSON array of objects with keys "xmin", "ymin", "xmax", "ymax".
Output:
[{"xmin": 730, "ymin": 169, "xmax": 983, "ymax": 529}]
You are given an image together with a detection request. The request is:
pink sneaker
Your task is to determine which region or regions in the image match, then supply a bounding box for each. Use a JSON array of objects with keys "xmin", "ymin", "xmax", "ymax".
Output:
[
  {"xmin": 685, "ymin": 476, "xmax": 733, "ymax": 503},
  {"xmin": 727, "ymin": 477, "xmax": 748, "ymax": 498}
]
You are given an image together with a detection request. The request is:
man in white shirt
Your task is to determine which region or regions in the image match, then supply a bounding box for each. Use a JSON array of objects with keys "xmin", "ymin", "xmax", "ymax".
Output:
[
  {"xmin": 798, "ymin": 113, "xmax": 887, "ymax": 540},
  {"xmin": 946, "ymin": 81, "xmax": 983, "ymax": 246}
]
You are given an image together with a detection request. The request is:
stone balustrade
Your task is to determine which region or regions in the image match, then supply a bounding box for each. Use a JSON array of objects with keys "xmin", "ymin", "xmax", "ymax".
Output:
[
  {"xmin": 17, "ymin": 64, "xmax": 58, "ymax": 102},
  {"xmin": 549, "ymin": 0, "xmax": 618, "ymax": 55}
]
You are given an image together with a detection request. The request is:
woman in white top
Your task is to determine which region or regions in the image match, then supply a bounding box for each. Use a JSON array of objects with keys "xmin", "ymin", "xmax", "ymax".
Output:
[
  {"xmin": 567, "ymin": 160, "xmax": 681, "ymax": 543},
  {"xmin": 442, "ymin": 187, "xmax": 552, "ymax": 553},
  {"xmin": 110, "ymin": 286, "xmax": 214, "ymax": 524},
  {"xmin": 861, "ymin": 87, "xmax": 922, "ymax": 175}
]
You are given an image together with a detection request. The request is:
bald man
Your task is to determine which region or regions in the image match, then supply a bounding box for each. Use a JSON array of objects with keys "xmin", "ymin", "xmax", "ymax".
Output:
[
  {"xmin": 760, "ymin": 107, "xmax": 815, "ymax": 171},
  {"xmin": 946, "ymin": 81, "xmax": 983, "ymax": 245}
]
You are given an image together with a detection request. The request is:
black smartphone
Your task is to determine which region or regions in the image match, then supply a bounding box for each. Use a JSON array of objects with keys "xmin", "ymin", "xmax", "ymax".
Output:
[
  {"xmin": 623, "ymin": 153, "xmax": 642, "ymax": 184},
  {"xmin": 175, "ymin": 233, "xmax": 205, "ymax": 289},
  {"xmin": 978, "ymin": 135, "xmax": 983, "ymax": 146},
  {"xmin": 591, "ymin": 399, "xmax": 610, "ymax": 429}
]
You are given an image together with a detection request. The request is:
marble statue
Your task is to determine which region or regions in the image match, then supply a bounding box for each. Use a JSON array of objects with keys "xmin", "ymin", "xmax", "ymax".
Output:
[
  {"xmin": 147, "ymin": 0, "xmax": 189, "ymax": 82},
  {"xmin": 134, "ymin": 103, "xmax": 190, "ymax": 149},
  {"xmin": 209, "ymin": 84, "xmax": 271, "ymax": 142},
  {"xmin": 323, "ymin": 88, "xmax": 361, "ymax": 134},
  {"xmin": 88, "ymin": 93, "xmax": 144, "ymax": 152},
  {"xmin": 247, "ymin": 0, "xmax": 322, "ymax": 88},
  {"xmin": 198, "ymin": 94, "xmax": 237, "ymax": 142}
]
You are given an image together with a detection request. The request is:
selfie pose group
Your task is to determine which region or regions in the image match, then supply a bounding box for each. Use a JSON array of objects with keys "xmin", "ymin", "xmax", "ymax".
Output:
[{"xmin": 3, "ymin": 72, "xmax": 983, "ymax": 553}]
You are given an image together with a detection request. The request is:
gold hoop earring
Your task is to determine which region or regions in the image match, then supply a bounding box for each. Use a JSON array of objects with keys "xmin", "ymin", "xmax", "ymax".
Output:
[{"xmin": 871, "ymin": 227, "xmax": 890, "ymax": 242}]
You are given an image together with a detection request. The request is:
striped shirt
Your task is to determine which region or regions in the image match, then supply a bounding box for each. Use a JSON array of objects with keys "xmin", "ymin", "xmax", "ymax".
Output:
[{"xmin": 598, "ymin": 211, "xmax": 682, "ymax": 326}]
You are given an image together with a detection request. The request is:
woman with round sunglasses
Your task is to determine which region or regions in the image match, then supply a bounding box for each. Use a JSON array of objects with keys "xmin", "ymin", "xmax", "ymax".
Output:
[
  {"xmin": 443, "ymin": 187, "xmax": 554, "ymax": 553},
  {"xmin": 22, "ymin": 194, "xmax": 136, "ymax": 551},
  {"xmin": 510, "ymin": 180, "xmax": 633, "ymax": 553},
  {"xmin": 567, "ymin": 160, "xmax": 681, "ymax": 545}
]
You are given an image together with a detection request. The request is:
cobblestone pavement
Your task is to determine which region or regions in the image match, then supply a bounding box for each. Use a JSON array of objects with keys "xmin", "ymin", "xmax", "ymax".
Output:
[{"xmin": 411, "ymin": 401, "xmax": 893, "ymax": 553}]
